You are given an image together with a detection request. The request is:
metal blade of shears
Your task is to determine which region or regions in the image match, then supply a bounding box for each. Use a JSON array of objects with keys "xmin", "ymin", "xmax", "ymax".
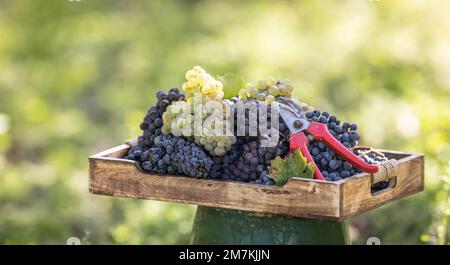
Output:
[{"xmin": 272, "ymin": 100, "xmax": 310, "ymax": 134}]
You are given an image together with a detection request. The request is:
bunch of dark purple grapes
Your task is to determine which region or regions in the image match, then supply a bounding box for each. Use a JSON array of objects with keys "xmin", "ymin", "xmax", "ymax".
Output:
[
  {"xmin": 305, "ymin": 110, "xmax": 388, "ymax": 182},
  {"xmin": 126, "ymin": 134, "xmax": 213, "ymax": 178},
  {"xmin": 137, "ymin": 88, "xmax": 184, "ymax": 148},
  {"xmin": 209, "ymin": 100, "xmax": 290, "ymax": 185}
]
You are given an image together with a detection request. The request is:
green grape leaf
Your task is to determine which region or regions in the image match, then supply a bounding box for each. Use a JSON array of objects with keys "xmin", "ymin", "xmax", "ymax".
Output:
[
  {"xmin": 269, "ymin": 149, "xmax": 314, "ymax": 187},
  {"xmin": 217, "ymin": 73, "xmax": 245, "ymax": 99}
]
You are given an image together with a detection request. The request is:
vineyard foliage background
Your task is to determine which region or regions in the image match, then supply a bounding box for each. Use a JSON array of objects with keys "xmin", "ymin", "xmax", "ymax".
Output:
[{"xmin": 0, "ymin": 0, "xmax": 448, "ymax": 244}]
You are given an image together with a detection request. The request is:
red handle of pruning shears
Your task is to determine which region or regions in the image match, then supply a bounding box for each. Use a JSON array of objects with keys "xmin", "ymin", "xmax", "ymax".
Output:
[{"xmin": 290, "ymin": 122, "xmax": 379, "ymax": 180}]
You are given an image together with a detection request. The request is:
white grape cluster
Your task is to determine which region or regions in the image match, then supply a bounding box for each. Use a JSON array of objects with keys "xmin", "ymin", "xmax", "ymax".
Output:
[
  {"xmin": 193, "ymin": 100, "xmax": 235, "ymax": 156},
  {"xmin": 182, "ymin": 66, "xmax": 224, "ymax": 104},
  {"xmin": 238, "ymin": 77, "xmax": 294, "ymax": 104},
  {"xmin": 162, "ymin": 66, "xmax": 235, "ymax": 156},
  {"xmin": 162, "ymin": 100, "xmax": 192, "ymax": 136}
]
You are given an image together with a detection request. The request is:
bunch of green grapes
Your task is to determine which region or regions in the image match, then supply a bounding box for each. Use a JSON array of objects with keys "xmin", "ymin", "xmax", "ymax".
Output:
[
  {"xmin": 238, "ymin": 77, "xmax": 294, "ymax": 103},
  {"xmin": 162, "ymin": 66, "xmax": 235, "ymax": 156},
  {"xmin": 182, "ymin": 66, "xmax": 224, "ymax": 103},
  {"xmin": 162, "ymin": 100, "xmax": 193, "ymax": 137},
  {"xmin": 162, "ymin": 100, "xmax": 235, "ymax": 156},
  {"xmin": 193, "ymin": 100, "xmax": 235, "ymax": 156}
]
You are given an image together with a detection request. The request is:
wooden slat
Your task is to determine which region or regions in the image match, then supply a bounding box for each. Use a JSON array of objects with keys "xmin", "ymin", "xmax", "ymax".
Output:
[{"xmin": 88, "ymin": 143, "xmax": 424, "ymax": 221}]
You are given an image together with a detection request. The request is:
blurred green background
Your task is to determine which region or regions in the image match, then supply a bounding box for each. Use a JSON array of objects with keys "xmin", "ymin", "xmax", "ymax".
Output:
[{"xmin": 0, "ymin": 0, "xmax": 449, "ymax": 244}]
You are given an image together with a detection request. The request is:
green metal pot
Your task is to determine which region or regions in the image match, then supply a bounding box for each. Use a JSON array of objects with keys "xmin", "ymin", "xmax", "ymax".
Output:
[{"xmin": 190, "ymin": 206, "xmax": 349, "ymax": 245}]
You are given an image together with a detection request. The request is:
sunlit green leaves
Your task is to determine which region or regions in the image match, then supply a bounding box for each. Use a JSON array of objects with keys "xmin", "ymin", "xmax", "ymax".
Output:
[{"xmin": 217, "ymin": 73, "xmax": 245, "ymax": 99}]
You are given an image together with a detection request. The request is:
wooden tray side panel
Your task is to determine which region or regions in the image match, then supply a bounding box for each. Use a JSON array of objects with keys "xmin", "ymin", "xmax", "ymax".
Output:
[
  {"xmin": 340, "ymin": 154, "xmax": 424, "ymax": 218},
  {"xmin": 88, "ymin": 144, "xmax": 424, "ymax": 221},
  {"xmin": 89, "ymin": 156, "xmax": 341, "ymax": 220}
]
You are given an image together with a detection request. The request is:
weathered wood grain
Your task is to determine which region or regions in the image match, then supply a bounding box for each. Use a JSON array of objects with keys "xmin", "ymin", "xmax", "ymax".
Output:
[
  {"xmin": 340, "ymin": 153, "xmax": 424, "ymax": 219},
  {"xmin": 88, "ymin": 144, "xmax": 424, "ymax": 221}
]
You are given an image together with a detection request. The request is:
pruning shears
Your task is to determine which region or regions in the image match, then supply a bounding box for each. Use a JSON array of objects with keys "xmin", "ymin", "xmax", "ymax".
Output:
[{"xmin": 273, "ymin": 97, "xmax": 379, "ymax": 180}]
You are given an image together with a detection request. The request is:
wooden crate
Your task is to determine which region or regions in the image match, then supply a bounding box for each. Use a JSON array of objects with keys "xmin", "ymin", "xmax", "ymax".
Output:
[{"xmin": 89, "ymin": 142, "xmax": 424, "ymax": 221}]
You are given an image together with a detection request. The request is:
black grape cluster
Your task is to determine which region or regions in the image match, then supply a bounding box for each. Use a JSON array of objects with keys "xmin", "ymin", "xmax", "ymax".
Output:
[
  {"xmin": 210, "ymin": 139, "xmax": 278, "ymax": 185},
  {"xmin": 133, "ymin": 134, "xmax": 213, "ymax": 178},
  {"xmin": 209, "ymin": 143, "xmax": 241, "ymax": 179},
  {"xmin": 137, "ymin": 88, "xmax": 184, "ymax": 148},
  {"xmin": 305, "ymin": 110, "xmax": 388, "ymax": 182},
  {"xmin": 209, "ymin": 100, "xmax": 290, "ymax": 185},
  {"xmin": 123, "ymin": 144, "xmax": 147, "ymax": 162}
]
